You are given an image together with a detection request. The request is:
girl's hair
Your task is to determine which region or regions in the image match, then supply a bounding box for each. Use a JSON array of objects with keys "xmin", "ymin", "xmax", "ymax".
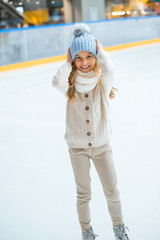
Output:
[{"xmin": 67, "ymin": 58, "xmax": 117, "ymax": 102}]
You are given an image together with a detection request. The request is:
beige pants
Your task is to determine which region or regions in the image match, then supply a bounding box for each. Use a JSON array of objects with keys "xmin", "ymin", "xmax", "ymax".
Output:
[{"xmin": 69, "ymin": 143, "xmax": 123, "ymax": 231}]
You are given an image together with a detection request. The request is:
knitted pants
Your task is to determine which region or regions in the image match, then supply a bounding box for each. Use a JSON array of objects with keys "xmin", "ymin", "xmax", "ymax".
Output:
[{"xmin": 68, "ymin": 143, "xmax": 123, "ymax": 232}]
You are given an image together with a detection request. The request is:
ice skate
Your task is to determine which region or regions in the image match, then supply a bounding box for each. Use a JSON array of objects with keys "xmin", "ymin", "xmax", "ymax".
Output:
[
  {"xmin": 113, "ymin": 224, "xmax": 129, "ymax": 240},
  {"xmin": 82, "ymin": 227, "xmax": 97, "ymax": 240}
]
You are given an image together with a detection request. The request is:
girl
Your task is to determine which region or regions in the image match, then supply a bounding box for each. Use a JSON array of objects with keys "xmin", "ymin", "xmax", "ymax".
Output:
[{"xmin": 52, "ymin": 23, "xmax": 129, "ymax": 240}]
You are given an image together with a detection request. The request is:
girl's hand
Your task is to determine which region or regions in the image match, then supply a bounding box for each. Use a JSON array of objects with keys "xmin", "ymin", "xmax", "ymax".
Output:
[
  {"xmin": 67, "ymin": 48, "xmax": 72, "ymax": 64},
  {"xmin": 95, "ymin": 39, "xmax": 103, "ymax": 53}
]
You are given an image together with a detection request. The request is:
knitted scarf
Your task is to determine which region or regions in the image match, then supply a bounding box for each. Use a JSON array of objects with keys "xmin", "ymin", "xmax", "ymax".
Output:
[{"xmin": 75, "ymin": 70, "xmax": 100, "ymax": 93}]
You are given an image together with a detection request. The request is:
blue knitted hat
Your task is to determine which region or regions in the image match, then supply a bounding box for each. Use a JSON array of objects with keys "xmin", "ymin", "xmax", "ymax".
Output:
[{"xmin": 70, "ymin": 23, "xmax": 97, "ymax": 61}]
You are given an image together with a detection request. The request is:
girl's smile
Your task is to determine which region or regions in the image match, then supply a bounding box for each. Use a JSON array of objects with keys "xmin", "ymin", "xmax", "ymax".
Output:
[{"xmin": 74, "ymin": 51, "xmax": 96, "ymax": 73}]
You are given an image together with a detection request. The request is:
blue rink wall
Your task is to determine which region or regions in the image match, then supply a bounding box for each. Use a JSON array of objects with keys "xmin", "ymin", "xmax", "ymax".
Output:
[{"xmin": 0, "ymin": 16, "xmax": 160, "ymax": 66}]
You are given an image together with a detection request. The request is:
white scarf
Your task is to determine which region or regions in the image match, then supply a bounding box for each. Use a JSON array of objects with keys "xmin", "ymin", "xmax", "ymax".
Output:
[{"xmin": 75, "ymin": 70, "xmax": 100, "ymax": 93}]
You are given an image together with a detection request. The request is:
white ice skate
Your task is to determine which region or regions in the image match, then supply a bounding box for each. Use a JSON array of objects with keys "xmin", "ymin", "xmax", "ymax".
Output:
[
  {"xmin": 113, "ymin": 224, "xmax": 129, "ymax": 240},
  {"xmin": 82, "ymin": 227, "xmax": 97, "ymax": 240}
]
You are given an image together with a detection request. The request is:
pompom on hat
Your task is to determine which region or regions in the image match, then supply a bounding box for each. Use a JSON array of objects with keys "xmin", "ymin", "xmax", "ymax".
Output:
[{"xmin": 70, "ymin": 23, "xmax": 97, "ymax": 61}]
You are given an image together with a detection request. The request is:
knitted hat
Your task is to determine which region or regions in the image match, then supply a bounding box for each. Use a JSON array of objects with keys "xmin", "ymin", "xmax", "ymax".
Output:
[{"xmin": 70, "ymin": 23, "xmax": 97, "ymax": 61}]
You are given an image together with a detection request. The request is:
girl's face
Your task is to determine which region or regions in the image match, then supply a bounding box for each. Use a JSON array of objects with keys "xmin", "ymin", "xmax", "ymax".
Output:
[{"xmin": 74, "ymin": 51, "xmax": 96, "ymax": 73}]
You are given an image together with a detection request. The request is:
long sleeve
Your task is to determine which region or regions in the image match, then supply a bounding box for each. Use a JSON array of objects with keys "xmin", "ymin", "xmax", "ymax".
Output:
[
  {"xmin": 52, "ymin": 62, "xmax": 72, "ymax": 94},
  {"xmin": 97, "ymin": 49, "xmax": 115, "ymax": 96}
]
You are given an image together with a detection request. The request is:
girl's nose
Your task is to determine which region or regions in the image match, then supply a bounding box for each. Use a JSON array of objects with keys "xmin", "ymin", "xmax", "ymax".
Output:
[{"xmin": 82, "ymin": 59, "xmax": 87, "ymax": 64}]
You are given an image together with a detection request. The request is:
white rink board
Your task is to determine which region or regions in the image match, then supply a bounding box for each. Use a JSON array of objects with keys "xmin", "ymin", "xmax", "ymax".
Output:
[{"xmin": 0, "ymin": 16, "xmax": 160, "ymax": 66}]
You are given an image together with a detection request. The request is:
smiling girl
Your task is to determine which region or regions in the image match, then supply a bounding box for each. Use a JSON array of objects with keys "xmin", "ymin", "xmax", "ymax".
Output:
[{"xmin": 52, "ymin": 23, "xmax": 129, "ymax": 240}]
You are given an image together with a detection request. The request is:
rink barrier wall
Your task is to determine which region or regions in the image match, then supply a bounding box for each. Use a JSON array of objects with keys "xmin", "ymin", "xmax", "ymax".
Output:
[
  {"xmin": 0, "ymin": 16, "xmax": 160, "ymax": 68},
  {"xmin": 0, "ymin": 38, "xmax": 160, "ymax": 72}
]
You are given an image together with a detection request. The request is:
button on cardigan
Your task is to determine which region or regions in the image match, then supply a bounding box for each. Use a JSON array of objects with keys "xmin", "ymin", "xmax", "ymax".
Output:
[{"xmin": 52, "ymin": 49, "xmax": 115, "ymax": 148}]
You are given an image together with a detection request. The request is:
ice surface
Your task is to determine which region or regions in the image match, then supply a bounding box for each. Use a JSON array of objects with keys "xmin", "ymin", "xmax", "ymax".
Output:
[{"xmin": 0, "ymin": 43, "xmax": 160, "ymax": 240}]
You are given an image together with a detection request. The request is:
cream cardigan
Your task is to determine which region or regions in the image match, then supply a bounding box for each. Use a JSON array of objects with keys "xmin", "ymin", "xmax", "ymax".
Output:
[{"xmin": 52, "ymin": 49, "xmax": 115, "ymax": 148}]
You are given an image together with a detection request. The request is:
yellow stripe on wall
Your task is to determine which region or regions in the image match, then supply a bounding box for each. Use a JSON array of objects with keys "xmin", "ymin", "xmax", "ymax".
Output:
[
  {"xmin": 0, "ymin": 38, "xmax": 160, "ymax": 72},
  {"xmin": 0, "ymin": 55, "xmax": 66, "ymax": 72},
  {"xmin": 103, "ymin": 38, "xmax": 160, "ymax": 51}
]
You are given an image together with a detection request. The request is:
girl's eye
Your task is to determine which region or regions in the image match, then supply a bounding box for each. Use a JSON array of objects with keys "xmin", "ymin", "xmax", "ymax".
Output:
[
  {"xmin": 87, "ymin": 55, "xmax": 92, "ymax": 58},
  {"xmin": 75, "ymin": 56, "xmax": 81, "ymax": 60}
]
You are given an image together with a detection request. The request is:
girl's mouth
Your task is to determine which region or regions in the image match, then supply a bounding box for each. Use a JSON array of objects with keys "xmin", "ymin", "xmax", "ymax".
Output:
[{"xmin": 81, "ymin": 65, "xmax": 90, "ymax": 69}]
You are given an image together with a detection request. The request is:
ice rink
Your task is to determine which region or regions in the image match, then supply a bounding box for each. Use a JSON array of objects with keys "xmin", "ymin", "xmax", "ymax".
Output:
[{"xmin": 0, "ymin": 43, "xmax": 160, "ymax": 240}]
